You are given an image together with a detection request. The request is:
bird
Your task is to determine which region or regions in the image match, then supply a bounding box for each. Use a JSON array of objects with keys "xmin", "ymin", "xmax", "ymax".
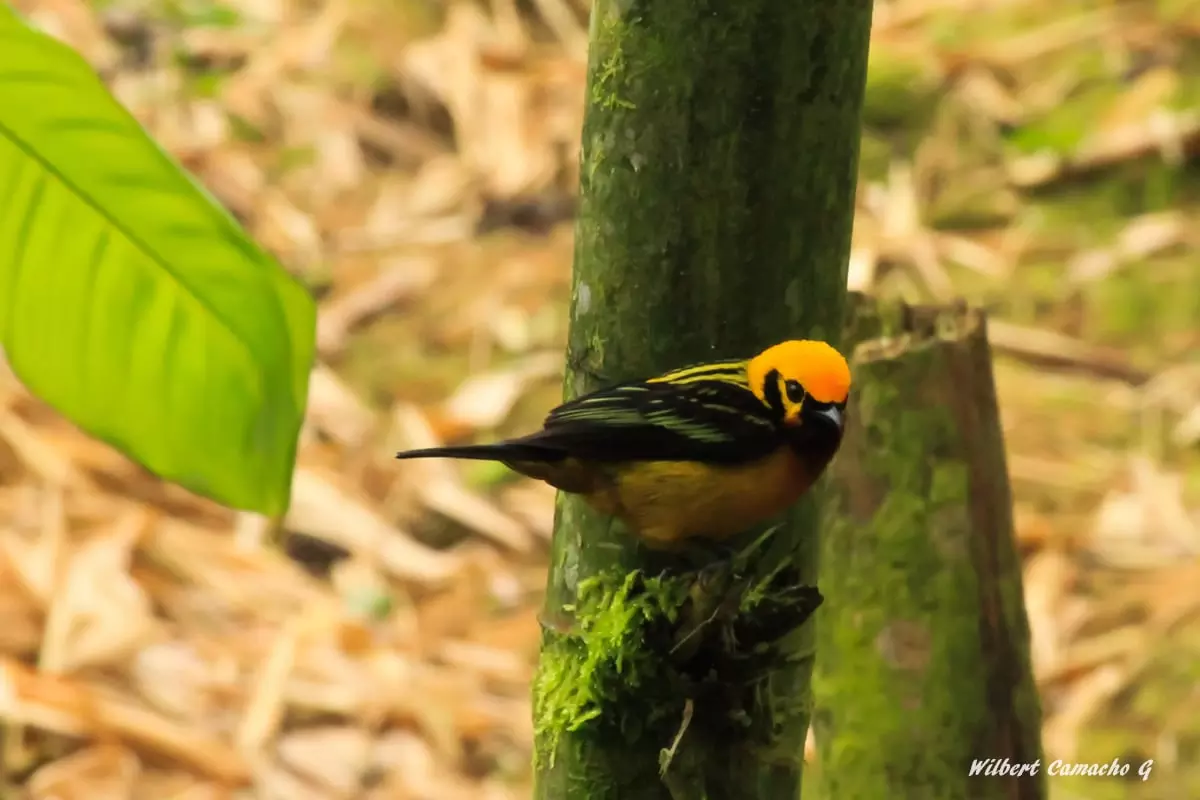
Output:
[{"xmin": 395, "ymin": 339, "xmax": 851, "ymax": 548}]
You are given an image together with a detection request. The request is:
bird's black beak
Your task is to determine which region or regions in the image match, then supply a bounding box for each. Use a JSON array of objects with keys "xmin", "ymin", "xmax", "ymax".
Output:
[
  {"xmin": 812, "ymin": 404, "xmax": 843, "ymax": 430},
  {"xmin": 803, "ymin": 402, "xmax": 845, "ymax": 434},
  {"xmin": 787, "ymin": 401, "xmax": 846, "ymax": 454}
]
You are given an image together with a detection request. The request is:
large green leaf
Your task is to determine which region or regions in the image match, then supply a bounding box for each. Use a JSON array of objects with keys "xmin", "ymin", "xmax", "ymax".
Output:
[{"xmin": 0, "ymin": 7, "xmax": 316, "ymax": 516}]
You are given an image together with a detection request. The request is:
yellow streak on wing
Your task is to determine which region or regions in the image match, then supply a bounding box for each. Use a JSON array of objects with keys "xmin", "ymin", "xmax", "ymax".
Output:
[
  {"xmin": 641, "ymin": 410, "xmax": 734, "ymax": 442},
  {"xmin": 646, "ymin": 361, "xmax": 750, "ymax": 387}
]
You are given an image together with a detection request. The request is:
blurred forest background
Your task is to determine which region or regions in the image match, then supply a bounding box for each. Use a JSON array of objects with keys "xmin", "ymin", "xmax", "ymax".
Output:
[{"xmin": 1, "ymin": 0, "xmax": 1199, "ymax": 798}]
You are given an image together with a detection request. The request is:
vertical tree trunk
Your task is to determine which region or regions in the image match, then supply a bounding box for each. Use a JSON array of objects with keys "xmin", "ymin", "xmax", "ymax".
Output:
[
  {"xmin": 808, "ymin": 296, "xmax": 1046, "ymax": 799},
  {"xmin": 533, "ymin": 2, "xmax": 873, "ymax": 799}
]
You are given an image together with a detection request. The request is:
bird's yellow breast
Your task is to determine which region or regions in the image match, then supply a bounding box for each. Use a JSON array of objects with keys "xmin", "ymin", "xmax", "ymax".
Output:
[{"xmin": 584, "ymin": 447, "xmax": 814, "ymax": 547}]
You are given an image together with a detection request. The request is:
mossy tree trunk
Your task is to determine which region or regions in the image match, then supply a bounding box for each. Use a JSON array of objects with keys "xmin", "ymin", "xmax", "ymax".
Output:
[
  {"xmin": 808, "ymin": 296, "xmax": 1046, "ymax": 799},
  {"xmin": 533, "ymin": 2, "xmax": 873, "ymax": 799}
]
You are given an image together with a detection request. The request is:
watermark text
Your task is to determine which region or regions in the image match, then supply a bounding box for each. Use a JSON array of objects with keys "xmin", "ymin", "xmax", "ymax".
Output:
[{"xmin": 969, "ymin": 758, "xmax": 1154, "ymax": 781}]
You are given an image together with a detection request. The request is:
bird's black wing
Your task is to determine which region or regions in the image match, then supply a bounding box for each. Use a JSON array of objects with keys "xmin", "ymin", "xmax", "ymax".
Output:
[{"xmin": 520, "ymin": 378, "xmax": 781, "ymax": 464}]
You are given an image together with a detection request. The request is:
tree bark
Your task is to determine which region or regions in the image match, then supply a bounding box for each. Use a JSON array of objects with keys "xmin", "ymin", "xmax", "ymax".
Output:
[
  {"xmin": 808, "ymin": 295, "xmax": 1046, "ymax": 799},
  {"xmin": 532, "ymin": 2, "xmax": 873, "ymax": 799}
]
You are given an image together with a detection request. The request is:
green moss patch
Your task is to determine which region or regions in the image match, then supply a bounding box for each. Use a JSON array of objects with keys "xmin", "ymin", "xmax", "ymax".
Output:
[{"xmin": 533, "ymin": 549, "xmax": 824, "ymax": 793}]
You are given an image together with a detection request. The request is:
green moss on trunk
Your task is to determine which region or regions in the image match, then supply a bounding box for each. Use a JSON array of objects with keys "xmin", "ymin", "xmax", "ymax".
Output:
[
  {"xmin": 808, "ymin": 298, "xmax": 1045, "ymax": 799},
  {"xmin": 532, "ymin": 1, "xmax": 873, "ymax": 798}
]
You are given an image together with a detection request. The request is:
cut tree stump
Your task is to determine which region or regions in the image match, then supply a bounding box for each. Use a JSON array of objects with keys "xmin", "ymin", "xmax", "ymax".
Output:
[{"xmin": 808, "ymin": 295, "xmax": 1046, "ymax": 800}]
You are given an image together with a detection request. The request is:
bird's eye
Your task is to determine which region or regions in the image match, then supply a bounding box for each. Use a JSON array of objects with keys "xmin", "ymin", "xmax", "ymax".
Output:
[{"xmin": 784, "ymin": 379, "xmax": 805, "ymax": 403}]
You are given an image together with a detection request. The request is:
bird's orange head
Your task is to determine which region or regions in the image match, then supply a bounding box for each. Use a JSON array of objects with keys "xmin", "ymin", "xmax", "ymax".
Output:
[{"xmin": 747, "ymin": 339, "xmax": 851, "ymax": 429}]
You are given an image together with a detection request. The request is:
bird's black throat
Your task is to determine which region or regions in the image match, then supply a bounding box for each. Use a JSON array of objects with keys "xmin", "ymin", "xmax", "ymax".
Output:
[{"xmin": 785, "ymin": 418, "xmax": 844, "ymax": 475}]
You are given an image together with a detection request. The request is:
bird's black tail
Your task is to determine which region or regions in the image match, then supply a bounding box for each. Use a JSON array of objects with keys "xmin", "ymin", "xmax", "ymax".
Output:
[{"xmin": 395, "ymin": 440, "xmax": 562, "ymax": 463}]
